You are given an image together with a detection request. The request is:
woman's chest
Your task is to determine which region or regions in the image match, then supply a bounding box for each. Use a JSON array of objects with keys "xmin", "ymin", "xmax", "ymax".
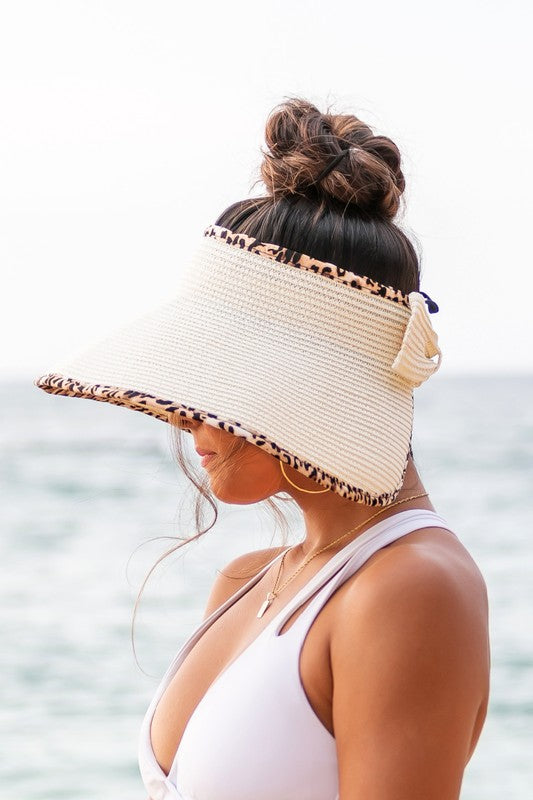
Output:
[{"xmin": 150, "ymin": 579, "xmax": 338, "ymax": 776}]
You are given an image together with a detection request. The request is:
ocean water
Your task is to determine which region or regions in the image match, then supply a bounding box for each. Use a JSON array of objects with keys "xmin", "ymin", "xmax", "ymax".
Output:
[{"xmin": 1, "ymin": 374, "xmax": 532, "ymax": 799}]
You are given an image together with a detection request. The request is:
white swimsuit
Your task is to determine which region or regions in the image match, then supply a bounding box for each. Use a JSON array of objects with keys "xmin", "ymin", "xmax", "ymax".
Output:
[{"xmin": 138, "ymin": 508, "xmax": 452, "ymax": 800}]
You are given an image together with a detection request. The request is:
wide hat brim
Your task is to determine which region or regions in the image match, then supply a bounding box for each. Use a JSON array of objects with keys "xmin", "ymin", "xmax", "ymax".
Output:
[{"xmin": 35, "ymin": 225, "xmax": 442, "ymax": 506}]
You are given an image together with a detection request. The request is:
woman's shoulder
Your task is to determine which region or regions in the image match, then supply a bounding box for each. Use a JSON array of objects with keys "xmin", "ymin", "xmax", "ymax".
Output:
[
  {"xmin": 337, "ymin": 525, "xmax": 488, "ymax": 629},
  {"xmin": 202, "ymin": 545, "xmax": 286, "ymax": 620},
  {"xmin": 331, "ymin": 525, "xmax": 490, "ymax": 711},
  {"xmin": 360, "ymin": 524, "xmax": 485, "ymax": 602}
]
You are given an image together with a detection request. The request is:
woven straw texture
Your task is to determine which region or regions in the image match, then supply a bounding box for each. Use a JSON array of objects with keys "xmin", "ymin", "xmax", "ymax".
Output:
[{"xmin": 35, "ymin": 228, "xmax": 442, "ymax": 506}]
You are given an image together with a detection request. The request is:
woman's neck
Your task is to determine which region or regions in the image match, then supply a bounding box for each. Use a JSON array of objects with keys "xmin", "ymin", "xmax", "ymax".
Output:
[{"xmin": 289, "ymin": 457, "xmax": 434, "ymax": 558}]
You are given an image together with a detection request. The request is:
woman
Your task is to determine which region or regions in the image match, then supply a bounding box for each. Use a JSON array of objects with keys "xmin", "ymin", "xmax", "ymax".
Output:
[{"xmin": 35, "ymin": 97, "xmax": 490, "ymax": 800}]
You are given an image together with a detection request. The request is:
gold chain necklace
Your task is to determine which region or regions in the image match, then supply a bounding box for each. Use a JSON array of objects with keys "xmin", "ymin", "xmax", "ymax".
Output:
[{"xmin": 256, "ymin": 491, "xmax": 428, "ymax": 618}]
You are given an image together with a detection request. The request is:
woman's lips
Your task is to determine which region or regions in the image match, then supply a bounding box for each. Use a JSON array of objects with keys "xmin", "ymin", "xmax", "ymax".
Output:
[{"xmin": 201, "ymin": 453, "xmax": 217, "ymax": 467}]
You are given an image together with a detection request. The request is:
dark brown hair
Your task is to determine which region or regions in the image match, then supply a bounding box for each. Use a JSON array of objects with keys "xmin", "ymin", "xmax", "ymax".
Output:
[
  {"xmin": 215, "ymin": 95, "xmax": 421, "ymax": 294},
  {"xmin": 131, "ymin": 96, "xmax": 421, "ymax": 669}
]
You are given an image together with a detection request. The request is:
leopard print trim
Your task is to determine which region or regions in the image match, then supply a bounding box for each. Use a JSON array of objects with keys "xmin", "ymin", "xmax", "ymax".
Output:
[
  {"xmin": 34, "ymin": 373, "xmax": 408, "ymax": 507},
  {"xmin": 204, "ymin": 224, "xmax": 411, "ymax": 308}
]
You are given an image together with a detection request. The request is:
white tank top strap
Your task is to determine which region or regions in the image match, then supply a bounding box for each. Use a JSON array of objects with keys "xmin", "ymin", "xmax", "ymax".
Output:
[{"xmin": 270, "ymin": 508, "xmax": 452, "ymax": 639}]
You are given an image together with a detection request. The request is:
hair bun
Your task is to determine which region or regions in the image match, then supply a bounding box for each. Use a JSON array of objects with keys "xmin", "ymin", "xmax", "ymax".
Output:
[{"xmin": 259, "ymin": 97, "xmax": 406, "ymax": 221}]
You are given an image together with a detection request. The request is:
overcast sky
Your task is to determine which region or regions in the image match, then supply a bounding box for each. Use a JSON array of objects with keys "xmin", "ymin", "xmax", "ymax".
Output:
[{"xmin": 1, "ymin": 0, "xmax": 531, "ymax": 380}]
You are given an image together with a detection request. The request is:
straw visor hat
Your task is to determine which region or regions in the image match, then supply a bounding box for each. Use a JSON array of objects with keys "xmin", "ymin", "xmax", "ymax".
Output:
[{"xmin": 35, "ymin": 224, "xmax": 442, "ymax": 507}]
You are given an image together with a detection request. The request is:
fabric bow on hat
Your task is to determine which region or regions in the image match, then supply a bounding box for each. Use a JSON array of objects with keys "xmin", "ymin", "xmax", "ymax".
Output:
[{"xmin": 391, "ymin": 291, "xmax": 442, "ymax": 387}]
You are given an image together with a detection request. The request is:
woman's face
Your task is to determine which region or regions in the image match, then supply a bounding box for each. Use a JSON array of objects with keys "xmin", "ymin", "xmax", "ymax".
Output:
[{"xmin": 175, "ymin": 416, "xmax": 282, "ymax": 505}]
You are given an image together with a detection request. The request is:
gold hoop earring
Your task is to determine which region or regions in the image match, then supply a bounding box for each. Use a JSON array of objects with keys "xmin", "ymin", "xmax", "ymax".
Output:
[{"xmin": 279, "ymin": 458, "xmax": 330, "ymax": 494}]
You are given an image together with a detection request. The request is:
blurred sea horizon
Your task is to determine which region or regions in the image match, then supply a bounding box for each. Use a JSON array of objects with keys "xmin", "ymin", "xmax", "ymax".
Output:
[{"xmin": 1, "ymin": 373, "xmax": 532, "ymax": 799}]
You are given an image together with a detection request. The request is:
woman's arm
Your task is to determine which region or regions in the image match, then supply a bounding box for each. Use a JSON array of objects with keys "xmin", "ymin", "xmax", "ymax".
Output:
[{"xmin": 331, "ymin": 543, "xmax": 490, "ymax": 800}]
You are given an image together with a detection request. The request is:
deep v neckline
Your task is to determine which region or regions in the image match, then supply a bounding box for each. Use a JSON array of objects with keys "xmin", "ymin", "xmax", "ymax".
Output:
[
  {"xmin": 148, "ymin": 534, "xmax": 358, "ymax": 780},
  {"xmin": 143, "ymin": 509, "xmax": 451, "ymax": 785},
  {"xmin": 149, "ymin": 545, "xmax": 303, "ymax": 779}
]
